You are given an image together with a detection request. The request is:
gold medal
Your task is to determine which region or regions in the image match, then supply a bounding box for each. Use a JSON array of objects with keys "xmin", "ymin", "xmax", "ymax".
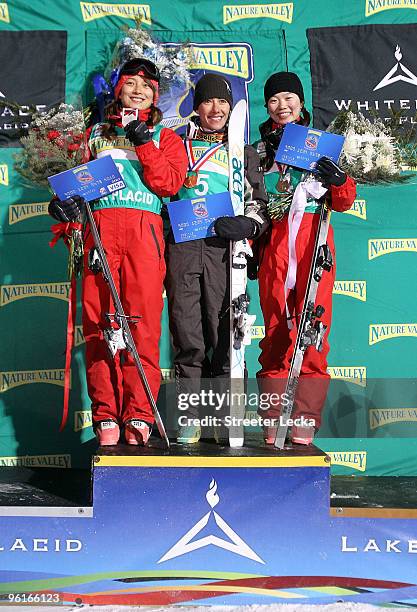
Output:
[{"xmin": 184, "ymin": 172, "xmax": 198, "ymax": 188}]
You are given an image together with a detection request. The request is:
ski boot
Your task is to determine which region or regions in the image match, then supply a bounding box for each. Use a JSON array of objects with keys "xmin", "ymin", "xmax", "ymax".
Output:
[
  {"xmin": 291, "ymin": 425, "xmax": 315, "ymax": 445},
  {"xmin": 124, "ymin": 420, "xmax": 152, "ymax": 446},
  {"xmin": 95, "ymin": 420, "xmax": 120, "ymax": 446},
  {"xmin": 177, "ymin": 424, "xmax": 201, "ymax": 444}
]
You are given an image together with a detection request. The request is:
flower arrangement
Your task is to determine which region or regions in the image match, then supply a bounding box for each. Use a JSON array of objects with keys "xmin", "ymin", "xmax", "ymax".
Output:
[
  {"xmin": 111, "ymin": 18, "xmax": 192, "ymax": 94},
  {"xmin": 328, "ymin": 110, "xmax": 415, "ymax": 184},
  {"xmin": 14, "ymin": 103, "xmax": 88, "ymax": 189}
]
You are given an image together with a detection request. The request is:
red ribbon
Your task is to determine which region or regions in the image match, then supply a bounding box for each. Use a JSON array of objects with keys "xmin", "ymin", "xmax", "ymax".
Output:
[
  {"xmin": 49, "ymin": 222, "xmax": 83, "ymax": 431},
  {"xmin": 49, "ymin": 221, "xmax": 83, "ymax": 249}
]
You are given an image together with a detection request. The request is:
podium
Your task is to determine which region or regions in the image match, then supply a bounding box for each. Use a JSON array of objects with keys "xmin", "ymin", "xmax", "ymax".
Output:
[{"xmin": 1, "ymin": 441, "xmax": 417, "ymax": 606}]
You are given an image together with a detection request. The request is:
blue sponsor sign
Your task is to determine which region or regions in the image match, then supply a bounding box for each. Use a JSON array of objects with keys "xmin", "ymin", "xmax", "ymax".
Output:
[
  {"xmin": 167, "ymin": 191, "xmax": 235, "ymax": 243},
  {"xmin": 275, "ymin": 123, "xmax": 345, "ymax": 171},
  {"xmin": 48, "ymin": 156, "xmax": 126, "ymax": 202}
]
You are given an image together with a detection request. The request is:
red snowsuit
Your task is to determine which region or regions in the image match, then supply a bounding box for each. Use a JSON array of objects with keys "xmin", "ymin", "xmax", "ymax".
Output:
[
  {"xmin": 257, "ymin": 163, "xmax": 356, "ymax": 428},
  {"xmin": 83, "ymin": 123, "xmax": 187, "ymax": 427}
]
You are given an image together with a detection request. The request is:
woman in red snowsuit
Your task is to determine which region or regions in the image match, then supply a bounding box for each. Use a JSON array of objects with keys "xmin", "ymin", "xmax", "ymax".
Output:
[
  {"xmin": 253, "ymin": 72, "xmax": 356, "ymax": 445},
  {"xmin": 49, "ymin": 58, "xmax": 187, "ymax": 446}
]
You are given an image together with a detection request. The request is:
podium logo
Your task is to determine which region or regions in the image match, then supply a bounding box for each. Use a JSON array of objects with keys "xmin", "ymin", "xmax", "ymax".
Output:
[
  {"xmin": 328, "ymin": 366, "xmax": 367, "ymax": 387},
  {"xmin": 366, "ymin": 0, "xmax": 417, "ymax": 17},
  {"xmin": 374, "ymin": 45, "xmax": 417, "ymax": 90},
  {"xmin": 369, "ymin": 238, "xmax": 417, "ymax": 260},
  {"xmin": 0, "ymin": 282, "xmax": 70, "ymax": 306},
  {"xmin": 344, "ymin": 199, "xmax": 367, "ymax": 221},
  {"xmin": 0, "ymin": 4, "xmax": 9, "ymax": 23},
  {"xmin": 0, "ymin": 164, "xmax": 8, "ymax": 185},
  {"xmin": 326, "ymin": 451, "xmax": 367, "ymax": 472},
  {"xmin": 0, "ymin": 454, "xmax": 71, "ymax": 468},
  {"xmin": 80, "ymin": 2, "xmax": 151, "ymax": 23},
  {"xmin": 370, "ymin": 408, "xmax": 417, "ymax": 429},
  {"xmin": 158, "ymin": 479, "xmax": 264, "ymax": 564},
  {"xmin": 1, "ymin": 369, "xmax": 67, "ymax": 393},
  {"xmin": 9, "ymin": 202, "xmax": 49, "ymax": 225},
  {"xmin": 370, "ymin": 323, "xmax": 417, "ymax": 345},
  {"xmin": 190, "ymin": 44, "xmax": 251, "ymax": 79},
  {"xmin": 333, "ymin": 281, "xmax": 366, "ymax": 302},
  {"xmin": 74, "ymin": 411, "xmax": 93, "ymax": 432},
  {"xmin": 223, "ymin": 3, "xmax": 293, "ymax": 24}
]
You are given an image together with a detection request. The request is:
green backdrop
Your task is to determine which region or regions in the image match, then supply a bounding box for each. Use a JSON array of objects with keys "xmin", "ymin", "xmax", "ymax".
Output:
[{"xmin": 1, "ymin": 0, "xmax": 416, "ymax": 473}]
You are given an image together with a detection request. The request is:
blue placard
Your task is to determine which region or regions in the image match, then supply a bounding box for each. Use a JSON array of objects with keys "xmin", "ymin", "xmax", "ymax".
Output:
[
  {"xmin": 48, "ymin": 156, "xmax": 126, "ymax": 202},
  {"xmin": 275, "ymin": 123, "xmax": 345, "ymax": 171},
  {"xmin": 167, "ymin": 192, "xmax": 235, "ymax": 243}
]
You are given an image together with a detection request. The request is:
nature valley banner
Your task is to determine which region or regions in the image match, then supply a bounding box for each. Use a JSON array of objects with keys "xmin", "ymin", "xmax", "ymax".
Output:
[{"xmin": 307, "ymin": 23, "xmax": 417, "ymax": 129}]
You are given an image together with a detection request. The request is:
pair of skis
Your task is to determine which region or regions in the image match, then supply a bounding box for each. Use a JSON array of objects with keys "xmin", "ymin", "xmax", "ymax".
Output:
[
  {"xmin": 84, "ymin": 202, "xmax": 170, "ymax": 448},
  {"xmin": 228, "ymin": 100, "xmax": 255, "ymax": 448}
]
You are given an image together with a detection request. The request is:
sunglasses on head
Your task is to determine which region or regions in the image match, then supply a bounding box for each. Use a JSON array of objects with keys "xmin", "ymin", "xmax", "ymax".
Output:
[{"xmin": 120, "ymin": 58, "xmax": 160, "ymax": 82}]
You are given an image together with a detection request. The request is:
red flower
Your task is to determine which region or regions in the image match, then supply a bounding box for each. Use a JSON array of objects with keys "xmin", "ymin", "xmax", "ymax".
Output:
[{"xmin": 47, "ymin": 130, "xmax": 61, "ymax": 141}]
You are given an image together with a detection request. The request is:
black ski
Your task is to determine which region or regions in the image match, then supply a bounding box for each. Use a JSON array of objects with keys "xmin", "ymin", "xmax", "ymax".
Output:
[
  {"xmin": 85, "ymin": 202, "xmax": 170, "ymax": 448},
  {"xmin": 274, "ymin": 203, "xmax": 333, "ymax": 449}
]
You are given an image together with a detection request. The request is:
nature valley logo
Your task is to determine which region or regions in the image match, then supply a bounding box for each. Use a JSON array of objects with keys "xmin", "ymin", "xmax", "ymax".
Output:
[
  {"xmin": 370, "ymin": 408, "xmax": 417, "ymax": 429},
  {"xmin": 9, "ymin": 202, "xmax": 49, "ymax": 225},
  {"xmin": 368, "ymin": 238, "xmax": 417, "ymax": 260},
  {"xmin": 80, "ymin": 2, "xmax": 151, "ymax": 23},
  {"xmin": 193, "ymin": 146, "xmax": 229, "ymax": 170},
  {"xmin": 161, "ymin": 368, "xmax": 174, "ymax": 382},
  {"xmin": 0, "ymin": 3, "xmax": 9, "ymax": 23},
  {"xmin": 344, "ymin": 199, "xmax": 367, "ymax": 220},
  {"xmin": 74, "ymin": 410, "xmax": 93, "ymax": 432},
  {"xmin": 251, "ymin": 325, "xmax": 265, "ymax": 339},
  {"xmin": 75, "ymin": 325, "xmax": 85, "ymax": 347},
  {"xmin": 0, "ymin": 282, "xmax": 70, "ymax": 306},
  {"xmin": 328, "ymin": 366, "xmax": 367, "ymax": 387},
  {"xmin": 366, "ymin": 0, "xmax": 417, "ymax": 16},
  {"xmin": 1, "ymin": 369, "xmax": 67, "ymax": 393},
  {"xmin": 0, "ymin": 454, "xmax": 71, "ymax": 468},
  {"xmin": 370, "ymin": 323, "xmax": 417, "ymax": 345},
  {"xmin": 326, "ymin": 451, "xmax": 367, "ymax": 472},
  {"xmin": 0, "ymin": 164, "xmax": 8, "ymax": 185},
  {"xmin": 223, "ymin": 3, "xmax": 293, "ymax": 24},
  {"xmin": 190, "ymin": 44, "xmax": 251, "ymax": 79},
  {"xmin": 333, "ymin": 281, "xmax": 367, "ymax": 302}
]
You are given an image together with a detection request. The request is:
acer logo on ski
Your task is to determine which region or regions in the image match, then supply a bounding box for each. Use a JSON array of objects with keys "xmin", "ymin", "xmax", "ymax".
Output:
[
  {"xmin": 231, "ymin": 156, "xmax": 243, "ymax": 202},
  {"xmin": 308, "ymin": 23, "xmax": 417, "ymax": 128},
  {"xmin": 0, "ymin": 31, "xmax": 67, "ymax": 147}
]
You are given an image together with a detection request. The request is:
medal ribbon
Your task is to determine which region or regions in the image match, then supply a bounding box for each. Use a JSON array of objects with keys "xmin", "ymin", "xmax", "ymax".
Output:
[{"xmin": 185, "ymin": 140, "xmax": 224, "ymax": 173}]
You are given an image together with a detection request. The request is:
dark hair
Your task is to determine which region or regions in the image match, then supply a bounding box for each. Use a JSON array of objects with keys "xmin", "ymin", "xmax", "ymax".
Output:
[{"xmin": 259, "ymin": 108, "xmax": 311, "ymax": 172}]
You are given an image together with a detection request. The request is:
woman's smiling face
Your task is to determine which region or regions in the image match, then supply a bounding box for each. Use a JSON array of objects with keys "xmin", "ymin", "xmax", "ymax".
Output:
[{"xmin": 267, "ymin": 91, "xmax": 302, "ymax": 126}]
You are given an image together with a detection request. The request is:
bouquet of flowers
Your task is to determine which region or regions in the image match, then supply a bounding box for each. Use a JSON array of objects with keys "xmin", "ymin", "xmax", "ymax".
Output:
[
  {"xmin": 328, "ymin": 110, "xmax": 415, "ymax": 184},
  {"xmin": 15, "ymin": 102, "xmax": 88, "ymax": 188},
  {"xmin": 14, "ymin": 102, "xmax": 88, "ymax": 278},
  {"xmin": 112, "ymin": 18, "xmax": 192, "ymax": 94}
]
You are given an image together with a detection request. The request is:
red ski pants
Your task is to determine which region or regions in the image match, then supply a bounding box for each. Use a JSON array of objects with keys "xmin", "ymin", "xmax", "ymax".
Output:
[
  {"xmin": 257, "ymin": 213, "xmax": 336, "ymax": 428},
  {"xmin": 82, "ymin": 208, "xmax": 166, "ymax": 426}
]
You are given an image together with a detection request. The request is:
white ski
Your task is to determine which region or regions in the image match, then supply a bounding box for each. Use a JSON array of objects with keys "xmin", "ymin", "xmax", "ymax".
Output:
[{"xmin": 228, "ymin": 99, "xmax": 255, "ymax": 448}]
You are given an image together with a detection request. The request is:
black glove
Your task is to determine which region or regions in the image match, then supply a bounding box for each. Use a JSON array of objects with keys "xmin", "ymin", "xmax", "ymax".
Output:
[
  {"xmin": 214, "ymin": 215, "xmax": 258, "ymax": 241},
  {"xmin": 315, "ymin": 157, "xmax": 346, "ymax": 187},
  {"xmin": 264, "ymin": 126, "xmax": 284, "ymax": 150},
  {"xmin": 48, "ymin": 195, "xmax": 85, "ymax": 223},
  {"xmin": 124, "ymin": 120, "xmax": 152, "ymax": 146}
]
